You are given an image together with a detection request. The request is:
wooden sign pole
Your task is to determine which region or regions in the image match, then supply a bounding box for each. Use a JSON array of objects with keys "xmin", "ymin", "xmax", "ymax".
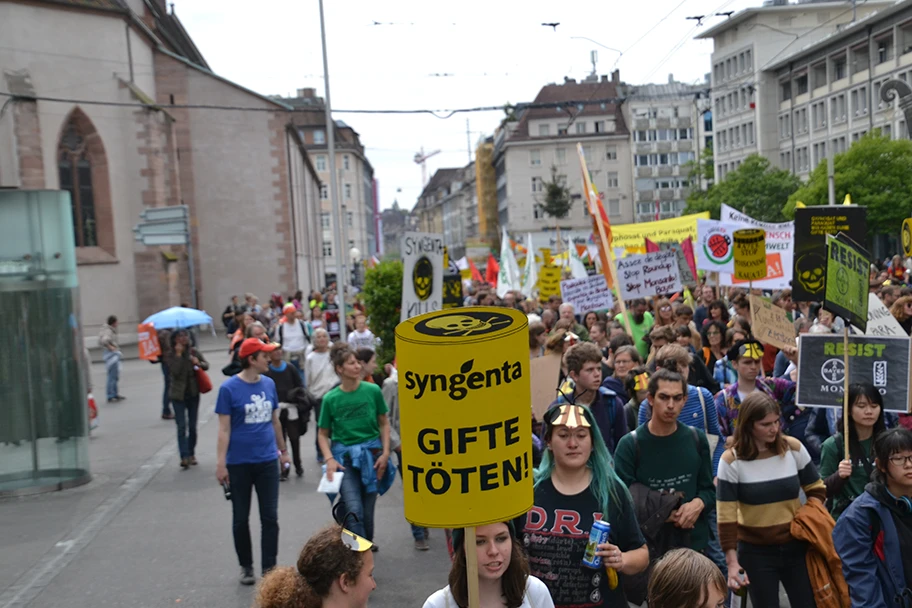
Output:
[
  {"xmin": 465, "ymin": 526, "xmax": 480, "ymax": 608},
  {"xmin": 843, "ymin": 325, "xmax": 851, "ymax": 459}
]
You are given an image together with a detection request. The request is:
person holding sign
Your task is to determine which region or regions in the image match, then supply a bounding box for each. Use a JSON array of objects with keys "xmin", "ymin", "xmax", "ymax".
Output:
[
  {"xmin": 422, "ymin": 522, "xmax": 554, "ymax": 608},
  {"xmin": 318, "ymin": 344, "xmax": 394, "ymax": 547},
  {"xmin": 818, "ymin": 382, "xmax": 888, "ymax": 520},
  {"xmin": 520, "ymin": 403, "xmax": 648, "ymax": 608}
]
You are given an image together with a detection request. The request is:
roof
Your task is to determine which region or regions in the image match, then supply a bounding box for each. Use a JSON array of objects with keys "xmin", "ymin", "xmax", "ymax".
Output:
[
  {"xmin": 418, "ymin": 168, "xmax": 463, "ymax": 201},
  {"xmin": 628, "ymin": 81, "xmax": 708, "ymax": 99},
  {"xmin": 767, "ymin": 0, "xmax": 909, "ymax": 70},
  {"xmin": 509, "ymin": 77, "xmax": 629, "ymax": 140},
  {"xmin": 694, "ymin": 1, "xmax": 890, "ymax": 40},
  {"xmin": 27, "ymin": 0, "xmax": 127, "ymax": 11},
  {"xmin": 144, "ymin": 0, "xmax": 209, "ymax": 70}
]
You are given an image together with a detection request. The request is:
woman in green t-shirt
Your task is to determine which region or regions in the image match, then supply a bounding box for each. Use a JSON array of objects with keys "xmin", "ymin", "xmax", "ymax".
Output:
[
  {"xmin": 318, "ymin": 343, "xmax": 392, "ymax": 547},
  {"xmin": 819, "ymin": 382, "xmax": 887, "ymax": 519}
]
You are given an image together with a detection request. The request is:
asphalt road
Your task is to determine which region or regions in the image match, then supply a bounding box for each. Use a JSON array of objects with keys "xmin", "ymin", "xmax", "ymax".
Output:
[{"xmin": 0, "ymin": 355, "xmax": 449, "ymax": 608}]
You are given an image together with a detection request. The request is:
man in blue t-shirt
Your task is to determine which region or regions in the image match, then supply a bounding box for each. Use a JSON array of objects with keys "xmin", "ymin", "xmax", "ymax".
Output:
[{"xmin": 216, "ymin": 337, "xmax": 291, "ymax": 586}]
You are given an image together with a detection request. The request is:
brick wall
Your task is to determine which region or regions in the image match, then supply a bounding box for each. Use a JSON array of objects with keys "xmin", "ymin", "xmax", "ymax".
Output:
[{"xmin": 14, "ymin": 100, "xmax": 45, "ymax": 189}]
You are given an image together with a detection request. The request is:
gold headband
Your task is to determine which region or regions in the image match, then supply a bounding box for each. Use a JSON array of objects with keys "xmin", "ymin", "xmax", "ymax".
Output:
[
  {"xmin": 552, "ymin": 404, "xmax": 591, "ymax": 429},
  {"xmin": 739, "ymin": 343, "xmax": 763, "ymax": 360},
  {"xmin": 340, "ymin": 528, "xmax": 374, "ymax": 552},
  {"xmin": 634, "ymin": 373, "xmax": 650, "ymax": 392}
]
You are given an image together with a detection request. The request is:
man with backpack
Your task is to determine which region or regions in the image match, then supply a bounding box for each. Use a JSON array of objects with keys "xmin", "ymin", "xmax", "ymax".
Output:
[{"xmin": 275, "ymin": 304, "xmax": 309, "ymax": 380}]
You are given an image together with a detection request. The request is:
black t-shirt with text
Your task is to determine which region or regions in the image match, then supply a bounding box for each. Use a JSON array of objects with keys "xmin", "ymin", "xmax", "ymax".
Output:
[{"xmin": 520, "ymin": 477, "xmax": 645, "ymax": 608}]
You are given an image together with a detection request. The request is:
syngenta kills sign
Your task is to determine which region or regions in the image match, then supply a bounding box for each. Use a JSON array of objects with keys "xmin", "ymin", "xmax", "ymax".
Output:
[{"xmin": 395, "ymin": 307, "xmax": 533, "ymax": 527}]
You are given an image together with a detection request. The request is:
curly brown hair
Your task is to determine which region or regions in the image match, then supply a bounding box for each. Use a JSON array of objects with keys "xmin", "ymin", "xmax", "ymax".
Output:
[{"xmin": 255, "ymin": 524, "xmax": 367, "ymax": 608}]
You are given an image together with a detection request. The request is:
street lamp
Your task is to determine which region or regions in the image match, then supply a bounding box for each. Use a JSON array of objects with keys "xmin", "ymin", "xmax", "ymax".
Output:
[
  {"xmin": 350, "ymin": 247, "xmax": 361, "ymax": 287},
  {"xmin": 881, "ymin": 79, "xmax": 912, "ymax": 138}
]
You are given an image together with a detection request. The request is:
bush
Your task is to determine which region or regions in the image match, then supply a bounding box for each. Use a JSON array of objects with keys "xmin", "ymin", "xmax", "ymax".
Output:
[{"xmin": 360, "ymin": 260, "xmax": 402, "ymax": 366}]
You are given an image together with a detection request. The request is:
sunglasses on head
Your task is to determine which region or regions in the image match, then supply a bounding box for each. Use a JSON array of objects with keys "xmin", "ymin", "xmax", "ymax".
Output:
[{"xmin": 333, "ymin": 501, "xmax": 374, "ymax": 552}]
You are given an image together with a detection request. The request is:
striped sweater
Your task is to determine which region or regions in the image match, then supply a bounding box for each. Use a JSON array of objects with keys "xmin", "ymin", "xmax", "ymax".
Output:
[{"xmin": 716, "ymin": 436, "xmax": 826, "ymax": 552}]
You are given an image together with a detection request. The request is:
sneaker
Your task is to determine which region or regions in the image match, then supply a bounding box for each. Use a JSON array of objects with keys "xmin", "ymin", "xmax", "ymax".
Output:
[
  {"xmin": 295, "ymin": 467, "xmax": 304, "ymax": 478},
  {"xmin": 424, "ymin": 528, "xmax": 430, "ymax": 540},
  {"xmin": 180, "ymin": 458, "xmax": 190, "ymax": 470},
  {"xmin": 240, "ymin": 566, "xmax": 255, "ymax": 586},
  {"xmin": 190, "ymin": 456, "xmax": 198, "ymax": 466},
  {"xmin": 414, "ymin": 538, "xmax": 429, "ymax": 551},
  {"xmin": 115, "ymin": 395, "xmax": 126, "ymax": 401}
]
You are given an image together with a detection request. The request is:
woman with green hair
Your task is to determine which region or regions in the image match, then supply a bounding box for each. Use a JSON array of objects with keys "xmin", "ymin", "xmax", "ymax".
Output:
[{"xmin": 520, "ymin": 404, "xmax": 648, "ymax": 608}]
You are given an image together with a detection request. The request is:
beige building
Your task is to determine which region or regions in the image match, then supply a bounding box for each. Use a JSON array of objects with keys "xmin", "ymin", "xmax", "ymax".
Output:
[
  {"xmin": 0, "ymin": 0, "xmax": 323, "ymax": 337},
  {"xmin": 492, "ymin": 73, "xmax": 634, "ymax": 247},
  {"xmin": 411, "ymin": 165, "xmax": 477, "ymax": 259},
  {"xmin": 696, "ymin": 1, "xmax": 891, "ymax": 181},
  {"xmin": 624, "ymin": 78, "xmax": 711, "ymax": 222}
]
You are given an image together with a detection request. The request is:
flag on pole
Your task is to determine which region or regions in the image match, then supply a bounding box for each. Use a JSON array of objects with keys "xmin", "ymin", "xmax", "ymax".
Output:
[
  {"xmin": 485, "ymin": 254, "xmax": 499, "ymax": 286},
  {"xmin": 578, "ymin": 143, "xmax": 613, "ymax": 286},
  {"xmin": 497, "ymin": 227, "xmax": 521, "ymax": 297},
  {"xmin": 469, "ymin": 258, "xmax": 483, "ymax": 282},
  {"xmin": 569, "ymin": 244, "xmax": 588, "ymax": 279},
  {"xmin": 521, "ymin": 232, "xmax": 539, "ymax": 297}
]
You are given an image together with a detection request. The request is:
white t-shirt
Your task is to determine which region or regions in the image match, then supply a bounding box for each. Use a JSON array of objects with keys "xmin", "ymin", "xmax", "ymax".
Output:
[
  {"xmin": 422, "ymin": 576, "xmax": 554, "ymax": 608},
  {"xmin": 347, "ymin": 328, "xmax": 376, "ymax": 351},
  {"xmin": 281, "ymin": 320, "xmax": 307, "ymax": 352}
]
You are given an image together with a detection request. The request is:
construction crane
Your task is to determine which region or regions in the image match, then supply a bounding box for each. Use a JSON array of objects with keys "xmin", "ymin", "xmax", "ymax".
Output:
[{"xmin": 414, "ymin": 147, "xmax": 441, "ymax": 187}]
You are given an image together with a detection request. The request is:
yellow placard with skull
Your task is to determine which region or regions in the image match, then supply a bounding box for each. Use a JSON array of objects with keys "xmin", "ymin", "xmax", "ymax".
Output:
[
  {"xmin": 395, "ymin": 307, "xmax": 533, "ymax": 528},
  {"xmin": 401, "ymin": 232, "xmax": 444, "ymax": 322}
]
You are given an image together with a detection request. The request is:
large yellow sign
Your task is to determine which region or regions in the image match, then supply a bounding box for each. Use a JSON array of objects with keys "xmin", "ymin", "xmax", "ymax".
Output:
[
  {"xmin": 610, "ymin": 212, "xmax": 709, "ymax": 251},
  {"xmin": 395, "ymin": 307, "xmax": 533, "ymax": 528},
  {"xmin": 733, "ymin": 228, "xmax": 767, "ymax": 281}
]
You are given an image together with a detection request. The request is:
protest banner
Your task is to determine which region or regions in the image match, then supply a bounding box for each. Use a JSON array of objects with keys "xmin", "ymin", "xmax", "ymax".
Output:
[
  {"xmin": 793, "ymin": 206, "xmax": 867, "ymax": 302},
  {"xmin": 903, "ymin": 218, "xmax": 912, "ymax": 257},
  {"xmin": 824, "ymin": 233, "xmax": 870, "ymax": 333},
  {"xmin": 749, "ymin": 295, "xmax": 795, "ymax": 352},
  {"xmin": 643, "ymin": 249, "xmax": 682, "ymax": 296},
  {"xmin": 538, "ymin": 265, "xmax": 562, "ymax": 303},
  {"xmin": 560, "ymin": 275, "xmax": 614, "ymax": 314},
  {"xmin": 401, "ymin": 232, "xmax": 444, "ymax": 322},
  {"xmin": 796, "ymin": 334, "xmax": 911, "ymax": 412},
  {"xmin": 137, "ymin": 323, "xmax": 161, "ymax": 361},
  {"xmin": 395, "ymin": 307, "xmax": 533, "ymax": 527},
  {"xmin": 852, "ymin": 293, "xmax": 906, "ymax": 337},
  {"xmin": 531, "ymin": 353, "xmax": 563, "ymax": 421},
  {"xmin": 696, "ymin": 219, "xmax": 736, "ymax": 274},
  {"xmin": 720, "ymin": 204, "xmax": 794, "ymax": 289},
  {"xmin": 610, "ymin": 212, "xmax": 709, "ymax": 251},
  {"xmin": 616, "ymin": 255, "xmax": 645, "ymax": 301},
  {"xmin": 646, "ymin": 239, "xmax": 696, "ymax": 284},
  {"xmin": 733, "ymin": 228, "xmax": 767, "ymax": 281}
]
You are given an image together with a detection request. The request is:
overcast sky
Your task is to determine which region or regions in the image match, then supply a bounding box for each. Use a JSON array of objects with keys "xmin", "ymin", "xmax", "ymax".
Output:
[{"xmin": 176, "ymin": 0, "xmax": 759, "ymax": 211}]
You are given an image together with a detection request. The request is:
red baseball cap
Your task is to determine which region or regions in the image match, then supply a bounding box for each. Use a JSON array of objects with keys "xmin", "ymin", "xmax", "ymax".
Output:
[
  {"xmin": 282, "ymin": 303, "xmax": 296, "ymax": 314},
  {"xmin": 238, "ymin": 337, "xmax": 279, "ymax": 359}
]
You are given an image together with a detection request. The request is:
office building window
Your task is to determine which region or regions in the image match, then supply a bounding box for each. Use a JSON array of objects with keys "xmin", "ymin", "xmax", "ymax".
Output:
[
  {"xmin": 606, "ymin": 146, "xmax": 617, "ymax": 160},
  {"xmin": 530, "ymin": 149, "xmax": 541, "ymax": 166},
  {"xmin": 320, "ymin": 213, "xmax": 330, "ymax": 229},
  {"xmin": 575, "ymin": 122, "xmax": 587, "ymax": 134},
  {"xmin": 539, "ymin": 124, "xmax": 550, "ymax": 136},
  {"xmin": 594, "ymin": 120, "xmax": 606, "ymax": 133},
  {"xmin": 316, "ymin": 155, "xmax": 326, "ymax": 172},
  {"xmin": 343, "ymin": 155, "xmax": 350, "ymax": 170},
  {"xmin": 606, "ymin": 172, "xmax": 619, "ymax": 189},
  {"xmin": 320, "ymin": 184, "xmax": 328, "ymax": 200},
  {"xmin": 322, "ymin": 242, "xmax": 332, "ymax": 256},
  {"xmin": 344, "ymin": 183, "xmax": 352, "ymax": 199}
]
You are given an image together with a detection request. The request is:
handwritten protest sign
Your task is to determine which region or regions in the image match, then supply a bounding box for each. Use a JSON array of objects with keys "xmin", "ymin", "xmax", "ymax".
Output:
[
  {"xmin": 852, "ymin": 293, "xmax": 906, "ymax": 337},
  {"xmin": 538, "ymin": 265, "xmax": 561, "ymax": 304},
  {"xmin": 643, "ymin": 250, "xmax": 682, "ymax": 296},
  {"xmin": 733, "ymin": 229, "xmax": 767, "ymax": 281},
  {"xmin": 749, "ymin": 295, "xmax": 796, "ymax": 352},
  {"xmin": 617, "ymin": 255, "xmax": 645, "ymax": 301},
  {"xmin": 560, "ymin": 275, "xmax": 614, "ymax": 314},
  {"xmin": 137, "ymin": 323, "xmax": 161, "ymax": 361},
  {"xmin": 731, "ymin": 253, "xmax": 784, "ymax": 285},
  {"xmin": 396, "ymin": 307, "xmax": 533, "ymax": 528}
]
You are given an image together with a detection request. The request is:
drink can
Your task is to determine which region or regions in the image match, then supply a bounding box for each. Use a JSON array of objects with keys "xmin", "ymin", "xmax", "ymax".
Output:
[{"xmin": 581, "ymin": 520, "xmax": 611, "ymax": 569}]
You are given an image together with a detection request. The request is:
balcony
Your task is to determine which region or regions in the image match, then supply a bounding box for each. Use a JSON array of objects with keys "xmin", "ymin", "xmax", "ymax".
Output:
[
  {"xmin": 657, "ymin": 166, "xmax": 674, "ymax": 177},
  {"xmin": 635, "ymin": 118, "xmax": 650, "ymax": 130},
  {"xmin": 656, "ymin": 141, "xmax": 673, "ymax": 153},
  {"xmin": 636, "ymin": 166, "xmax": 654, "ymax": 177},
  {"xmin": 656, "ymin": 118, "xmax": 672, "ymax": 129},
  {"xmin": 677, "ymin": 116, "xmax": 692, "ymax": 128},
  {"xmin": 677, "ymin": 140, "xmax": 693, "ymax": 152},
  {"xmin": 636, "ymin": 142, "xmax": 653, "ymax": 154}
]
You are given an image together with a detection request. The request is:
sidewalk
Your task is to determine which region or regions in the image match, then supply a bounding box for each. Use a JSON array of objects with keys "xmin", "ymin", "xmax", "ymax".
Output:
[{"xmin": 87, "ymin": 331, "xmax": 230, "ymax": 364}]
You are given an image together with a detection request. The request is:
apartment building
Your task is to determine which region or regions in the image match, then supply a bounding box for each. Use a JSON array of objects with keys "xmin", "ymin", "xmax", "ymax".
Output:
[
  {"xmin": 624, "ymin": 77, "xmax": 712, "ymax": 222},
  {"xmin": 697, "ymin": 1, "xmax": 890, "ymax": 180},
  {"xmin": 492, "ymin": 73, "xmax": 633, "ymax": 241},
  {"xmin": 769, "ymin": 0, "xmax": 912, "ymax": 176},
  {"xmin": 412, "ymin": 165, "xmax": 478, "ymax": 259}
]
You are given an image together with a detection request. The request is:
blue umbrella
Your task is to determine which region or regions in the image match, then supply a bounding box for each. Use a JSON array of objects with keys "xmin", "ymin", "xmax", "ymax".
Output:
[{"xmin": 143, "ymin": 306, "xmax": 213, "ymax": 330}]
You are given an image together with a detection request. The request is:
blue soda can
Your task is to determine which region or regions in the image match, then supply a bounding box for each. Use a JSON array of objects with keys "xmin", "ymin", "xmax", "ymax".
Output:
[{"xmin": 581, "ymin": 520, "xmax": 611, "ymax": 569}]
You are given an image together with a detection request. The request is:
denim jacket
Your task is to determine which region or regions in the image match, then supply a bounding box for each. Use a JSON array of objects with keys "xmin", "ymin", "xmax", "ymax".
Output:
[{"xmin": 331, "ymin": 437, "xmax": 396, "ymax": 496}]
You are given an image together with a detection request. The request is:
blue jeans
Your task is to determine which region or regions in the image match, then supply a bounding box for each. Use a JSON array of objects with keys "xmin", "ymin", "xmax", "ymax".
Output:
[
  {"xmin": 105, "ymin": 357, "xmax": 119, "ymax": 400},
  {"xmin": 339, "ymin": 459, "xmax": 378, "ymax": 541},
  {"xmin": 396, "ymin": 451, "xmax": 426, "ymax": 541},
  {"xmin": 704, "ymin": 507, "xmax": 727, "ymax": 575},
  {"xmin": 161, "ymin": 363, "xmax": 172, "ymax": 415},
  {"xmin": 172, "ymin": 396, "xmax": 199, "ymax": 459},
  {"xmin": 228, "ymin": 460, "xmax": 280, "ymax": 573}
]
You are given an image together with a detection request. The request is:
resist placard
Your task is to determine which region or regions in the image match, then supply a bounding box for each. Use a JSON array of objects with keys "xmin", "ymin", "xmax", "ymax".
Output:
[
  {"xmin": 395, "ymin": 307, "xmax": 533, "ymax": 527},
  {"xmin": 796, "ymin": 334, "xmax": 911, "ymax": 412}
]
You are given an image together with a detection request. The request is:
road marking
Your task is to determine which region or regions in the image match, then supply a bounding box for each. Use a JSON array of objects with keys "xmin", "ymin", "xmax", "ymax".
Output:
[{"xmin": 0, "ymin": 409, "xmax": 214, "ymax": 608}]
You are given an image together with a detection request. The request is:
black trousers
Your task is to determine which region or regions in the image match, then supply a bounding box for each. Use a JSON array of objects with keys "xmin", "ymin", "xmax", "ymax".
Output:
[{"xmin": 738, "ymin": 540, "xmax": 816, "ymax": 608}]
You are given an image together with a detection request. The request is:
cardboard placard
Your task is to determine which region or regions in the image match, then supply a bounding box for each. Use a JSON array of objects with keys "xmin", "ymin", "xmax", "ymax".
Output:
[
  {"xmin": 538, "ymin": 265, "xmax": 562, "ymax": 303},
  {"xmin": 749, "ymin": 295, "xmax": 796, "ymax": 352},
  {"xmin": 852, "ymin": 293, "xmax": 906, "ymax": 337},
  {"xmin": 401, "ymin": 232, "xmax": 444, "ymax": 322},
  {"xmin": 560, "ymin": 275, "xmax": 614, "ymax": 314},
  {"xmin": 793, "ymin": 206, "xmax": 867, "ymax": 302},
  {"xmin": 395, "ymin": 308, "xmax": 533, "ymax": 527},
  {"xmin": 824, "ymin": 233, "xmax": 870, "ymax": 333},
  {"xmin": 796, "ymin": 334, "xmax": 911, "ymax": 412},
  {"xmin": 642, "ymin": 249, "xmax": 683, "ymax": 296},
  {"xmin": 530, "ymin": 353, "xmax": 563, "ymax": 421},
  {"xmin": 137, "ymin": 323, "xmax": 161, "ymax": 361},
  {"xmin": 733, "ymin": 228, "xmax": 767, "ymax": 281}
]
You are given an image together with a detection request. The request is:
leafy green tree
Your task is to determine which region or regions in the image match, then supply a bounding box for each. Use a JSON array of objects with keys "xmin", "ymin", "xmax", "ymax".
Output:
[
  {"xmin": 360, "ymin": 260, "xmax": 402, "ymax": 366},
  {"xmin": 683, "ymin": 154, "xmax": 800, "ymax": 222},
  {"xmin": 784, "ymin": 132, "xmax": 912, "ymax": 235},
  {"xmin": 540, "ymin": 165, "xmax": 572, "ymax": 220}
]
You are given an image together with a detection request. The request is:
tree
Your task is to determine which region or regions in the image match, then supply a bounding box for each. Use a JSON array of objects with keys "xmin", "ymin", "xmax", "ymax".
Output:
[
  {"xmin": 540, "ymin": 165, "xmax": 572, "ymax": 220},
  {"xmin": 360, "ymin": 259, "xmax": 402, "ymax": 366},
  {"xmin": 784, "ymin": 131, "xmax": 912, "ymax": 235},
  {"xmin": 683, "ymin": 154, "xmax": 800, "ymax": 222}
]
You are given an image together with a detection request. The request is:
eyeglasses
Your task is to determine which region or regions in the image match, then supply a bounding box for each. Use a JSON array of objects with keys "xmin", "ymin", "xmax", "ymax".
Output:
[
  {"xmin": 888, "ymin": 454, "xmax": 912, "ymax": 467},
  {"xmin": 660, "ymin": 306, "xmax": 672, "ymax": 312}
]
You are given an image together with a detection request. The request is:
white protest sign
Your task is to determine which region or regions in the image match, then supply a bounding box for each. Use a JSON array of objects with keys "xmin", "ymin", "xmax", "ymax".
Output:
[
  {"xmin": 617, "ymin": 255, "xmax": 645, "ymax": 301},
  {"xmin": 696, "ymin": 219, "xmax": 737, "ymax": 274},
  {"xmin": 642, "ymin": 249, "xmax": 683, "ymax": 296},
  {"xmin": 560, "ymin": 275, "xmax": 614, "ymax": 314},
  {"xmin": 720, "ymin": 204, "xmax": 794, "ymax": 289},
  {"xmin": 852, "ymin": 293, "xmax": 906, "ymax": 337},
  {"xmin": 400, "ymin": 232, "xmax": 444, "ymax": 322}
]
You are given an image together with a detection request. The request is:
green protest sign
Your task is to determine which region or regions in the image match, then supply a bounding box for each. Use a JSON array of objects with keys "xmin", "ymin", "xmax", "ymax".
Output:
[{"xmin": 824, "ymin": 233, "xmax": 870, "ymax": 333}]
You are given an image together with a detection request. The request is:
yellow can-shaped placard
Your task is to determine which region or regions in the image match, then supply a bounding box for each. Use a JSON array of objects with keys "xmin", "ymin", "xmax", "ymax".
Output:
[
  {"xmin": 733, "ymin": 228, "xmax": 767, "ymax": 281},
  {"xmin": 395, "ymin": 307, "xmax": 533, "ymax": 528}
]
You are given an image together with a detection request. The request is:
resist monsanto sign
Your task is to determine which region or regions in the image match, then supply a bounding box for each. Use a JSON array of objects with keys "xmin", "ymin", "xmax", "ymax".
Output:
[{"xmin": 395, "ymin": 307, "xmax": 533, "ymax": 527}]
